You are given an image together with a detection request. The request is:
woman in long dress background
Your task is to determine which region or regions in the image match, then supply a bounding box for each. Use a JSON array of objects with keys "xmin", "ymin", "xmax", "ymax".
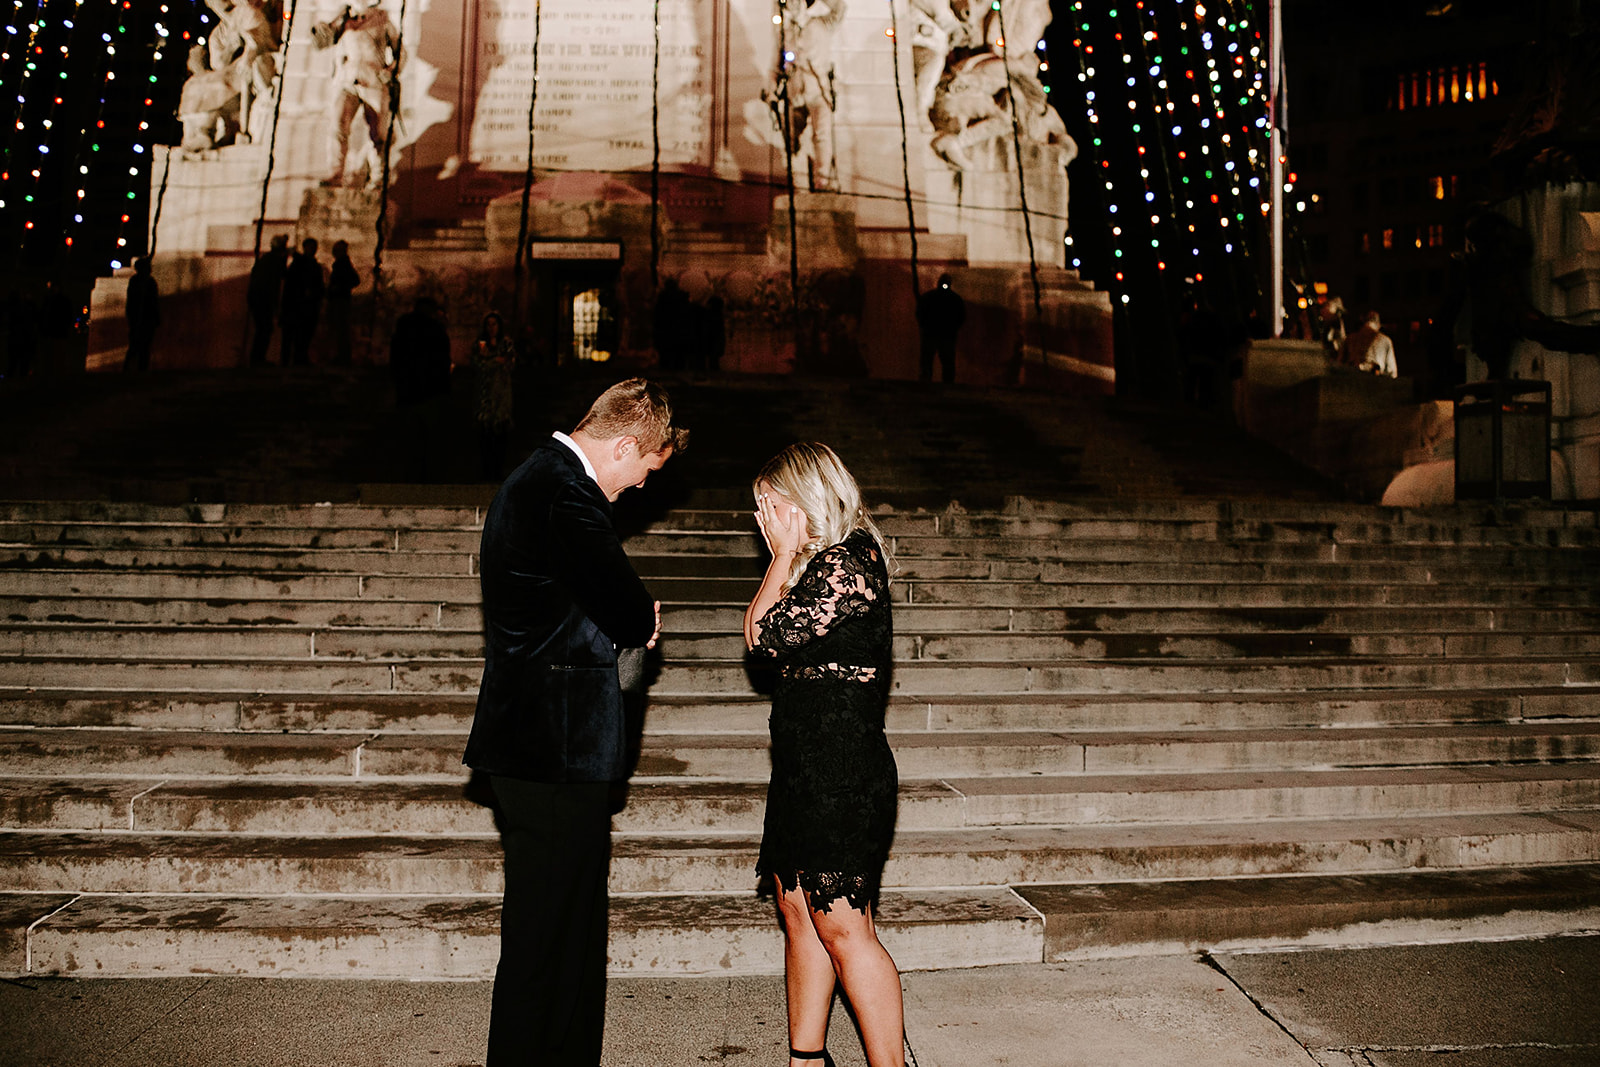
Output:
[{"xmin": 744, "ymin": 442, "xmax": 905, "ymax": 1067}]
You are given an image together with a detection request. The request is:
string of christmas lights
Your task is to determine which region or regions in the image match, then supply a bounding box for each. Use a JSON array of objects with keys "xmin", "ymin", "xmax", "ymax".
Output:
[
  {"xmin": 108, "ymin": 0, "xmax": 176, "ymax": 269},
  {"xmin": 1051, "ymin": 0, "xmax": 1305, "ymax": 334},
  {"xmin": 0, "ymin": 0, "xmax": 196, "ymax": 286}
]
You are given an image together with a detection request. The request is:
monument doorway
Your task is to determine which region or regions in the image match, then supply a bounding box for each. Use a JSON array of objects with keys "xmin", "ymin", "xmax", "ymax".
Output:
[{"xmin": 527, "ymin": 242, "xmax": 624, "ymax": 365}]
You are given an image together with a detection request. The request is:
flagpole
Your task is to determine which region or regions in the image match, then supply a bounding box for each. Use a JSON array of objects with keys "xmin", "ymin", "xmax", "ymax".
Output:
[{"xmin": 1269, "ymin": 0, "xmax": 1284, "ymax": 337}]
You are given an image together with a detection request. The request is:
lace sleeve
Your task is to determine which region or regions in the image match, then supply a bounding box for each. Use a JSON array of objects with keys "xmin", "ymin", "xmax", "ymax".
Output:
[{"xmin": 751, "ymin": 538, "xmax": 882, "ymax": 657}]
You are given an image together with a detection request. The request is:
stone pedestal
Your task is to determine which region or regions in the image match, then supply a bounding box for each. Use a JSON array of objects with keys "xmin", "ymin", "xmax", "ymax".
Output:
[
  {"xmin": 1492, "ymin": 183, "xmax": 1600, "ymax": 499},
  {"xmin": 767, "ymin": 192, "xmax": 861, "ymax": 268},
  {"xmin": 296, "ymin": 186, "xmax": 392, "ymax": 264},
  {"xmin": 923, "ymin": 142, "xmax": 1069, "ymax": 267}
]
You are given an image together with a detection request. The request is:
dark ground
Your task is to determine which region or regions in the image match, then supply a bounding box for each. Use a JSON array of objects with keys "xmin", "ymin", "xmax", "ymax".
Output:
[
  {"xmin": 1, "ymin": 936, "xmax": 1596, "ymax": 1066},
  {"xmin": 0, "ymin": 365, "xmax": 1339, "ymax": 506}
]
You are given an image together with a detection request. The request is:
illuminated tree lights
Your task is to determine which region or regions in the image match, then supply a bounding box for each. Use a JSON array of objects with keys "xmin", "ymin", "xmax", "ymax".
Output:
[
  {"xmin": 0, "ymin": 0, "xmax": 197, "ymax": 277},
  {"xmin": 1053, "ymin": 0, "xmax": 1300, "ymax": 325}
]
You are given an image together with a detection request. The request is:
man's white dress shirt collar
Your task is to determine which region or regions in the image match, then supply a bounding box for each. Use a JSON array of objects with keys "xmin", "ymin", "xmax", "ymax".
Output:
[{"xmin": 551, "ymin": 431, "xmax": 599, "ymax": 485}]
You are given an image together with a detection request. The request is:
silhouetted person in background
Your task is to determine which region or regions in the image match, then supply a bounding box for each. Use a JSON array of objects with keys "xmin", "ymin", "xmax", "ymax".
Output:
[
  {"xmin": 473, "ymin": 311, "xmax": 516, "ymax": 481},
  {"xmin": 1178, "ymin": 294, "xmax": 1230, "ymax": 412},
  {"xmin": 3, "ymin": 290, "xmax": 39, "ymax": 379},
  {"xmin": 39, "ymin": 281, "xmax": 78, "ymax": 375},
  {"xmin": 686, "ymin": 293, "xmax": 725, "ymax": 373},
  {"xmin": 280, "ymin": 237, "xmax": 325, "ymax": 366},
  {"xmin": 123, "ymin": 258, "xmax": 161, "ymax": 372},
  {"xmin": 704, "ymin": 294, "xmax": 725, "ymax": 371},
  {"xmin": 390, "ymin": 296, "xmax": 453, "ymax": 479},
  {"xmin": 248, "ymin": 235, "xmax": 290, "ymax": 366},
  {"xmin": 653, "ymin": 277, "xmax": 690, "ymax": 370},
  {"xmin": 917, "ymin": 273, "xmax": 965, "ymax": 382},
  {"xmin": 326, "ymin": 239, "xmax": 361, "ymax": 365}
]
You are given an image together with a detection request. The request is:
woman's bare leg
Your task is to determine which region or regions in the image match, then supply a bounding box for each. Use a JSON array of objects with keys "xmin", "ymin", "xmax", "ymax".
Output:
[
  {"xmin": 776, "ymin": 876, "xmax": 839, "ymax": 1065},
  {"xmin": 810, "ymin": 901, "xmax": 905, "ymax": 1067}
]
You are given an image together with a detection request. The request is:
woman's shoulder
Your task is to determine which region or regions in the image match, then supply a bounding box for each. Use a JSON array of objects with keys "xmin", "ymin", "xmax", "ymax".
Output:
[{"xmin": 817, "ymin": 528, "xmax": 884, "ymax": 572}]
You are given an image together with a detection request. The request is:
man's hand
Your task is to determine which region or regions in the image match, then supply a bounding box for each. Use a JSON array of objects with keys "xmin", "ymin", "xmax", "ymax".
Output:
[{"xmin": 646, "ymin": 600, "xmax": 661, "ymax": 650}]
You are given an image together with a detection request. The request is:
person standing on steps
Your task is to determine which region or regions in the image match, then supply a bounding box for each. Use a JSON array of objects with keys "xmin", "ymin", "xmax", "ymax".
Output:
[
  {"xmin": 465, "ymin": 378, "xmax": 688, "ymax": 1067},
  {"xmin": 745, "ymin": 442, "xmax": 905, "ymax": 1067},
  {"xmin": 916, "ymin": 273, "xmax": 965, "ymax": 383},
  {"xmin": 246, "ymin": 234, "xmax": 290, "ymax": 366},
  {"xmin": 472, "ymin": 311, "xmax": 516, "ymax": 481},
  {"xmin": 388, "ymin": 295, "xmax": 452, "ymax": 481},
  {"xmin": 123, "ymin": 257, "xmax": 161, "ymax": 372},
  {"xmin": 325, "ymin": 239, "xmax": 361, "ymax": 365},
  {"xmin": 280, "ymin": 237, "xmax": 325, "ymax": 366}
]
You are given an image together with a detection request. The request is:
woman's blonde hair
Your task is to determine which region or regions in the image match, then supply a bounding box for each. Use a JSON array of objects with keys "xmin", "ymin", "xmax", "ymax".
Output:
[{"xmin": 753, "ymin": 442, "xmax": 892, "ymax": 591}]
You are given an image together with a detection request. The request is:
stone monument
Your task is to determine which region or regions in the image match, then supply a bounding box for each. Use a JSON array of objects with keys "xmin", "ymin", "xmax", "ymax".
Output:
[{"xmin": 91, "ymin": 0, "xmax": 1109, "ymax": 386}]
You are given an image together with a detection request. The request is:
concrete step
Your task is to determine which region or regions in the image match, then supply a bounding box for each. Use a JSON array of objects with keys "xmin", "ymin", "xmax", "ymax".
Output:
[
  {"xmin": 6, "ymin": 686, "xmax": 1594, "ymax": 734},
  {"xmin": 0, "ymin": 595, "xmax": 449, "ymax": 628},
  {"xmin": 0, "ymin": 544, "xmax": 477, "ymax": 575},
  {"xmin": 4, "ymin": 653, "xmax": 1598, "ymax": 697},
  {"xmin": 885, "ymin": 533, "xmax": 1600, "ymax": 566},
  {"xmin": 5, "ymin": 811, "xmax": 1598, "ymax": 895},
  {"xmin": 11, "ymin": 520, "xmax": 1600, "ymax": 570},
  {"xmin": 5, "ymin": 502, "xmax": 1596, "ymax": 546},
  {"xmin": 7, "ymin": 543, "xmax": 1600, "ymax": 589},
  {"xmin": 652, "ymin": 657, "xmax": 1599, "ymax": 698},
  {"xmin": 893, "ymin": 580, "xmax": 1600, "ymax": 610},
  {"xmin": 1015, "ymin": 865, "xmax": 1600, "ymax": 960},
  {"xmin": 1, "ymin": 886, "xmax": 1042, "ymax": 978},
  {"xmin": 0, "ymin": 502, "xmax": 486, "ymax": 528},
  {"xmin": 7, "ymin": 765, "xmax": 1599, "ymax": 836},
  {"xmin": 10, "ymin": 570, "xmax": 1600, "ymax": 609},
  {"xmin": 6, "ymin": 722, "xmax": 1600, "ymax": 780},
  {"xmin": 11, "ymin": 625, "xmax": 1600, "ymax": 663},
  {"xmin": 12, "ymin": 596, "xmax": 1600, "ymax": 641},
  {"xmin": 0, "ymin": 497, "xmax": 1582, "ymax": 529},
  {"xmin": 11, "ymin": 866, "xmax": 1600, "ymax": 977}
]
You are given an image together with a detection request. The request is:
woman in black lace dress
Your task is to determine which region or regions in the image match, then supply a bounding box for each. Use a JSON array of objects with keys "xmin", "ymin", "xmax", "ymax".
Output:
[{"xmin": 744, "ymin": 442, "xmax": 903, "ymax": 1067}]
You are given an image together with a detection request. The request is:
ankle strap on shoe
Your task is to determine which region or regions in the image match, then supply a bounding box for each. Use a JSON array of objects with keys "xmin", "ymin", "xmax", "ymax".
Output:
[{"xmin": 789, "ymin": 1050, "xmax": 828, "ymax": 1061}]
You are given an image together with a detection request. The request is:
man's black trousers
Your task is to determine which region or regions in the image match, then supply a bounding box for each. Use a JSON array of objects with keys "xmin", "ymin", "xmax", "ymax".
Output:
[{"xmin": 487, "ymin": 776, "xmax": 612, "ymax": 1067}]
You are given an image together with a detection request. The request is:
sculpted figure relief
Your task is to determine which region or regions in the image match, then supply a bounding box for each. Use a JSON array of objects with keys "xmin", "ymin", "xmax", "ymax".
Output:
[
  {"xmin": 911, "ymin": 0, "xmax": 1073, "ymax": 172},
  {"xmin": 787, "ymin": 0, "xmax": 847, "ymax": 192},
  {"xmin": 177, "ymin": 0, "xmax": 283, "ymax": 151},
  {"xmin": 314, "ymin": 0, "xmax": 404, "ymax": 188},
  {"xmin": 744, "ymin": 0, "xmax": 847, "ymax": 192}
]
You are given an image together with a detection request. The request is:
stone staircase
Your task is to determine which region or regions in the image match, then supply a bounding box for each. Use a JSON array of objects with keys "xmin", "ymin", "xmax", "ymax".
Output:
[{"xmin": 3, "ymin": 496, "xmax": 1600, "ymax": 978}]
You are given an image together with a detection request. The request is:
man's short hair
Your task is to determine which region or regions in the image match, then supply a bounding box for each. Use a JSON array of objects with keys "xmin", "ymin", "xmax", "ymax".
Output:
[{"xmin": 574, "ymin": 378, "xmax": 689, "ymax": 455}]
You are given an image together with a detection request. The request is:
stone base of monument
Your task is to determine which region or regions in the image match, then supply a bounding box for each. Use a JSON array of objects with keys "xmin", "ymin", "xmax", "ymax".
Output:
[
  {"xmin": 88, "ymin": 257, "xmax": 258, "ymax": 371},
  {"xmin": 923, "ymin": 143, "xmax": 1069, "ymax": 267},
  {"xmin": 767, "ymin": 192, "xmax": 862, "ymax": 268},
  {"xmin": 149, "ymin": 145, "xmax": 295, "ymax": 256},
  {"xmin": 1013, "ymin": 268, "xmax": 1118, "ymax": 394},
  {"xmin": 295, "ymin": 186, "xmax": 394, "ymax": 265}
]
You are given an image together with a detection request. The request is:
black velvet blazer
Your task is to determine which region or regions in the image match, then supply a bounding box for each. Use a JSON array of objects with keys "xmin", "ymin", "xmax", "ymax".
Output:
[{"xmin": 464, "ymin": 438, "xmax": 657, "ymax": 782}]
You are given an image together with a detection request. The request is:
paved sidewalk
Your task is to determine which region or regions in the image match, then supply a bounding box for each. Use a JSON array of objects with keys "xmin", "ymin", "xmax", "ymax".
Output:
[
  {"xmin": 5, "ymin": 937, "xmax": 1596, "ymax": 1066},
  {"xmin": 0, "ymin": 955, "xmax": 1308, "ymax": 1067}
]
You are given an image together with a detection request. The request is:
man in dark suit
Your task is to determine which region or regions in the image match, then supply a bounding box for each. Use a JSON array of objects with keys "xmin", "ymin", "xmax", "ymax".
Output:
[{"xmin": 465, "ymin": 377, "xmax": 689, "ymax": 1066}]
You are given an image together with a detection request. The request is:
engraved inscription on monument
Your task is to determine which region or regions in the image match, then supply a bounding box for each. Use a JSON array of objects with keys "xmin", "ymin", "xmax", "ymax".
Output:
[{"xmin": 471, "ymin": 0, "xmax": 712, "ymax": 172}]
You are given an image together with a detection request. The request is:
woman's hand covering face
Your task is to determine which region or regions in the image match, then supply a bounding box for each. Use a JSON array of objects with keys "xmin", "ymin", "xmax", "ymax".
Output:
[{"xmin": 755, "ymin": 485, "xmax": 809, "ymax": 557}]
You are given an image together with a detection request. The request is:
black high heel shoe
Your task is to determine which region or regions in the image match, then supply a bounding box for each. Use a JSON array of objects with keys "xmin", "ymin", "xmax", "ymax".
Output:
[{"xmin": 790, "ymin": 1047, "xmax": 835, "ymax": 1067}]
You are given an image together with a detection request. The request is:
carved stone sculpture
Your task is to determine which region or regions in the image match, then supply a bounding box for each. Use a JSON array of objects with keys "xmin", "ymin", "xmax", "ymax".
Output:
[
  {"xmin": 786, "ymin": 0, "xmax": 846, "ymax": 192},
  {"xmin": 314, "ymin": 1, "xmax": 404, "ymax": 188},
  {"xmin": 176, "ymin": 0, "xmax": 282, "ymax": 151},
  {"xmin": 912, "ymin": 0, "xmax": 1072, "ymax": 172}
]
